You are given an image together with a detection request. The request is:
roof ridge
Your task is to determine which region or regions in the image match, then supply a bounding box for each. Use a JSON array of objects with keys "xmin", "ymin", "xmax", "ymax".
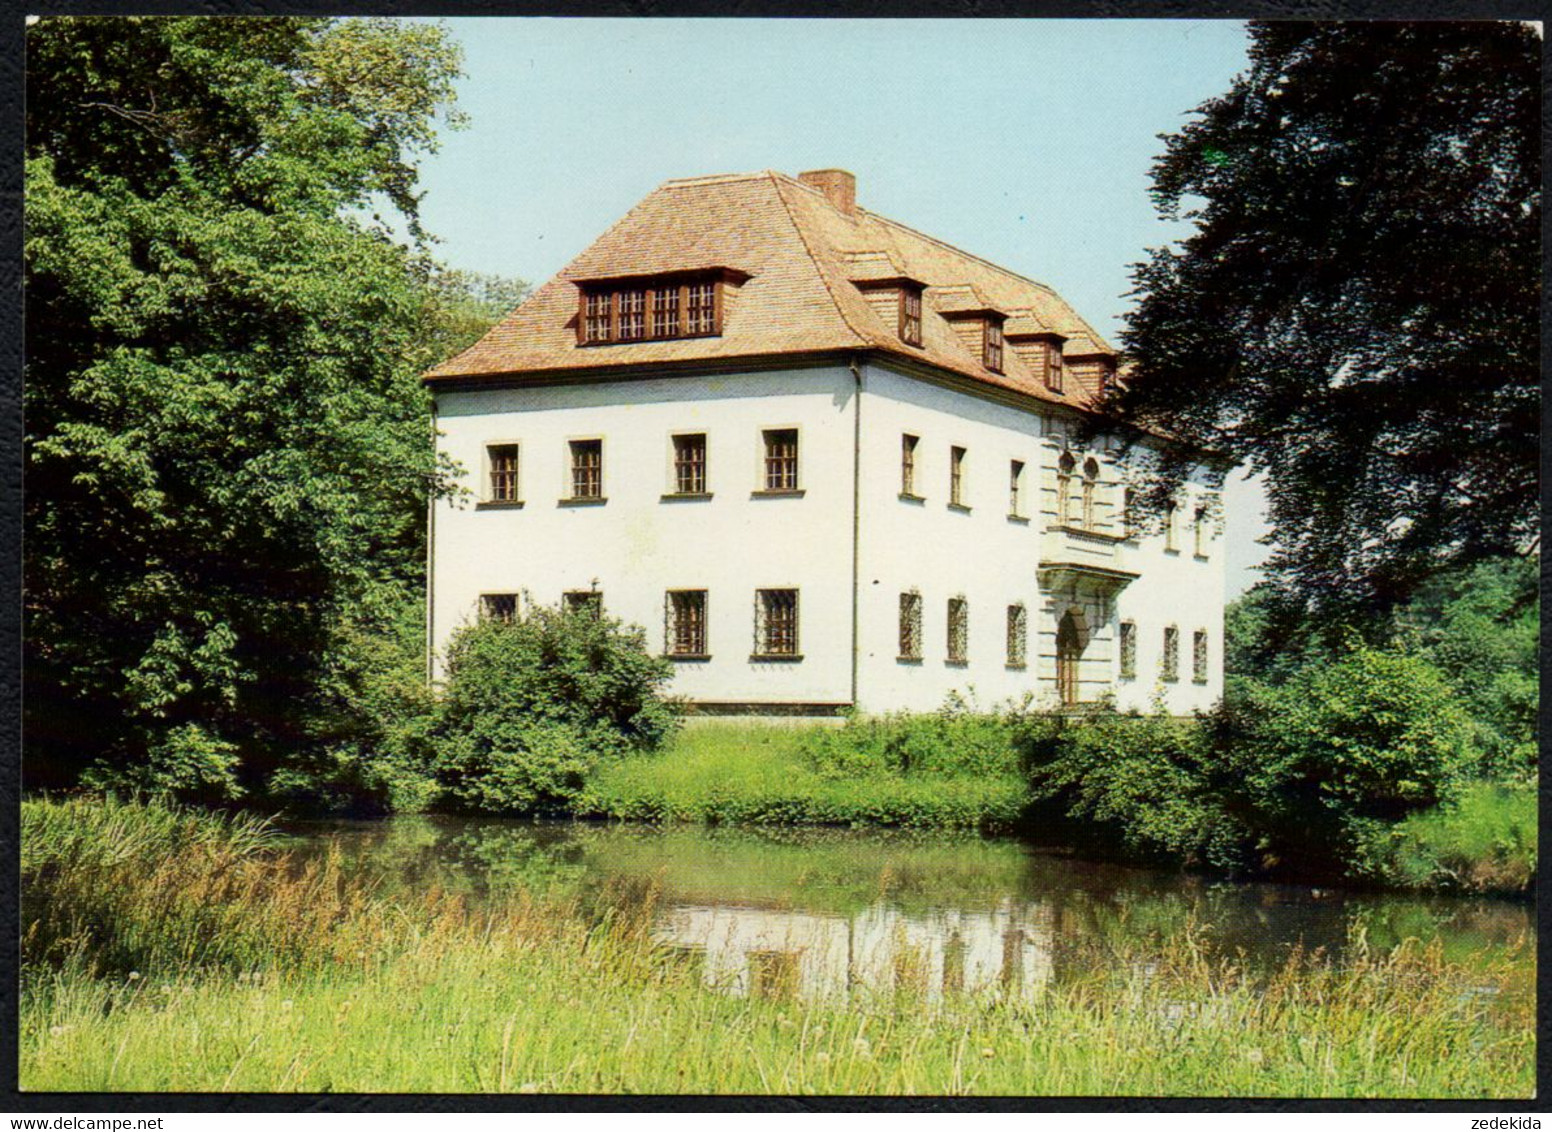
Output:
[
  {"xmin": 662, "ymin": 170, "xmax": 772, "ymax": 189},
  {"xmin": 767, "ymin": 172, "xmax": 873, "ymax": 349},
  {"xmin": 859, "ymin": 208, "xmax": 1059, "ymax": 297}
]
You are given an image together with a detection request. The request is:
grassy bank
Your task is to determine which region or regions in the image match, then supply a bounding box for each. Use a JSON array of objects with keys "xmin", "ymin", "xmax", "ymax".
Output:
[
  {"xmin": 20, "ymin": 796, "xmax": 1535, "ymax": 1097},
  {"xmin": 577, "ymin": 723, "xmax": 1028, "ymax": 831}
]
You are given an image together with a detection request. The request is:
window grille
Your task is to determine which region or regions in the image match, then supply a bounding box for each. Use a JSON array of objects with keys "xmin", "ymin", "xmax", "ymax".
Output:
[
  {"xmin": 898, "ymin": 591, "xmax": 922, "ymax": 659},
  {"xmin": 900, "ymin": 287, "xmax": 923, "ymax": 346},
  {"xmin": 652, "ymin": 287, "xmax": 681, "ymax": 338},
  {"xmin": 687, "ymin": 281, "xmax": 717, "ymax": 335},
  {"xmin": 487, "ymin": 444, "xmax": 519, "ymax": 502},
  {"xmin": 1047, "ymin": 344, "xmax": 1064, "ymax": 392},
  {"xmin": 947, "ymin": 597, "xmax": 968, "ymax": 663},
  {"xmin": 901, "ymin": 434, "xmax": 919, "ymax": 496},
  {"xmin": 480, "ymin": 593, "xmax": 518, "ymax": 624},
  {"xmin": 1193, "ymin": 630, "xmax": 1209, "ymax": 683},
  {"xmin": 763, "ymin": 429, "xmax": 798, "ymax": 491},
  {"xmin": 666, "ymin": 590, "xmax": 707, "ymax": 656},
  {"xmin": 950, "ymin": 446, "xmax": 966, "ymax": 506},
  {"xmin": 564, "ymin": 591, "xmax": 602, "ymax": 617},
  {"xmin": 1162, "ymin": 626, "xmax": 1180, "ymax": 682},
  {"xmin": 584, "ymin": 292, "xmax": 612, "ymax": 343},
  {"xmin": 1006, "ymin": 603, "xmax": 1027, "ymax": 667},
  {"xmin": 983, "ymin": 319, "xmax": 1004, "ymax": 373},
  {"xmin": 569, "ymin": 439, "xmax": 602, "ymax": 499},
  {"xmin": 673, "ymin": 434, "xmax": 707, "ymax": 494},
  {"xmin": 1119, "ymin": 621, "xmax": 1137, "ymax": 679},
  {"xmin": 1010, "ymin": 459, "xmax": 1025, "ymax": 516},
  {"xmin": 755, "ymin": 589, "xmax": 799, "ymax": 656},
  {"xmin": 617, "ymin": 289, "xmax": 646, "ymax": 340}
]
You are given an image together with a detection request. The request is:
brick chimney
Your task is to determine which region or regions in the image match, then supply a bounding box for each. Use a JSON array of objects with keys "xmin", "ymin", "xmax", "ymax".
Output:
[{"xmin": 798, "ymin": 169, "xmax": 856, "ymax": 216}]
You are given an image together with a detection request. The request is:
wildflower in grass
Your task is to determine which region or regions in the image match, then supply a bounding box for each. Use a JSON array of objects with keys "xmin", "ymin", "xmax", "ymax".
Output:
[
  {"xmin": 517, "ymin": 1083, "xmax": 539, "ymax": 1094},
  {"xmin": 49, "ymin": 1026, "xmax": 64, "ymax": 1037},
  {"xmin": 981, "ymin": 1047, "xmax": 995, "ymax": 1059},
  {"xmin": 281, "ymin": 1000, "xmax": 294, "ymax": 1011},
  {"xmin": 815, "ymin": 1052, "xmax": 830, "ymax": 1065},
  {"xmin": 1245, "ymin": 1048, "xmax": 1264, "ymax": 1065},
  {"xmin": 128, "ymin": 971, "xmax": 141, "ymax": 981},
  {"xmin": 853, "ymin": 1037, "xmax": 872, "ymax": 1059}
]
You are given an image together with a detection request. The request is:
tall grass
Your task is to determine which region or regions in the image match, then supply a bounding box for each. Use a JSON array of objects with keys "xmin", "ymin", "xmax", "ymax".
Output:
[
  {"xmin": 19, "ymin": 796, "xmax": 1535, "ymax": 1096},
  {"xmin": 1357, "ymin": 779, "xmax": 1538, "ymax": 893},
  {"xmin": 579, "ymin": 722, "xmax": 1028, "ymax": 830}
]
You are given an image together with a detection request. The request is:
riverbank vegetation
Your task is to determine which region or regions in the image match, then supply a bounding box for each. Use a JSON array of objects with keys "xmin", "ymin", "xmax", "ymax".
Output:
[{"xmin": 20, "ymin": 796, "xmax": 1534, "ymax": 1097}]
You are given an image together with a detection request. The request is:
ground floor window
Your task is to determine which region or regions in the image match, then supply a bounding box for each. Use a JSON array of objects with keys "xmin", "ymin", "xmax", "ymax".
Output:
[
  {"xmin": 1193, "ymin": 629, "xmax": 1209, "ymax": 683},
  {"xmin": 1162, "ymin": 625, "xmax": 1180, "ymax": 682},
  {"xmin": 946, "ymin": 597, "xmax": 968, "ymax": 663},
  {"xmin": 898, "ymin": 591, "xmax": 923, "ymax": 660},
  {"xmin": 480, "ymin": 593, "xmax": 518, "ymax": 624},
  {"xmin": 1056, "ymin": 611, "xmax": 1082, "ymax": 706},
  {"xmin": 564, "ymin": 590, "xmax": 602, "ymax": 617},
  {"xmin": 666, "ymin": 590, "xmax": 708, "ymax": 656},
  {"xmin": 1119, "ymin": 620, "xmax": 1137, "ymax": 679},
  {"xmin": 755, "ymin": 589, "xmax": 799, "ymax": 656},
  {"xmin": 1006, "ymin": 603, "xmax": 1027, "ymax": 667}
]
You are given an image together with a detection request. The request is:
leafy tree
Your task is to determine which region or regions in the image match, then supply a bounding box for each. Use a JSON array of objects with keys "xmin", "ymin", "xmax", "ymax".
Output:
[
  {"xmin": 24, "ymin": 17, "xmax": 466, "ymax": 795},
  {"xmin": 1109, "ymin": 22, "xmax": 1539, "ymax": 622}
]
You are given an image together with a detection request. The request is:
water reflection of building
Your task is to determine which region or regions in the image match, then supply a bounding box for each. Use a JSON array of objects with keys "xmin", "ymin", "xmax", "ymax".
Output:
[{"xmin": 655, "ymin": 899, "xmax": 1054, "ymax": 1003}]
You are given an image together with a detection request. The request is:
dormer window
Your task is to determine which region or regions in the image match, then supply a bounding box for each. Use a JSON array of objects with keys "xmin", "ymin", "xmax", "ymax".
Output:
[
  {"xmin": 900, "ymin": 285, "xmax": 923, "ymax": 347},
  {"xmin": 576, "ymin": 270, "xmax": 743, "ymax": 346},
  {"xmin": 1047, "ymin": 344, "xmax": 1064, "ymax": 392},
  {"xmin": 983, "ymin": 318, "xmax": 1005, "ymax": 374}
]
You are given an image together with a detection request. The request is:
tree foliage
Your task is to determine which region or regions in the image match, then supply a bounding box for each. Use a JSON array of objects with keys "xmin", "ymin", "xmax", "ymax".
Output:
[
  {"xmin": 24, "ymin": 17, "xmax": 467, "ymax": 794},
  {"xmin": 1109, "ymin": 22, "xmax": 1539, "ymax": 621}
]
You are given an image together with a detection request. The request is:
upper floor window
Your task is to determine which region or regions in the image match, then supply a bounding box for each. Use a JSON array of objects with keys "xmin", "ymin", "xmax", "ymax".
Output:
[
  {"xmin": 946, "ymin": 597, "xmax": 969, "ymax": 664},
  {"xmin": 1165, "ymin": 500, "xmax": 1179, "ymax": 552},
  {"xmin": 762, "ymin": 429, "xmax": 799, "ymax": 492},
  {"xmin": 1057, "ymin": 451, "xmax": 1076, "ymax": 525},
  {"xmin": 487, "ymin": 443, "xmax": 520, "ymax": 503},
  {"xmin": 901, "ymin": 433, "xmax": 920, "ymax": 496},
  {"xmin": 666, "ymin": 590, "xmax": 708, "ymax": 657},
  {"xmin": 1193, "ymin": 629, "xmax": 1209, "ymax": 683},
  {"xmin": 755, "ymin": 589, "xmax": 800, "ymax": 657},
  {"xmin": 569, "ymin": 439, "xmax": 603, "ymax": 500},
  {"xmin": 1006, "ymin": 603, "xmax": 1027, "ymax": 667},
  {"xmin": 1119, "ymin": 620, "xmax": 1137, "ymax": 679},
  {"xmin": 578, "ymin": 274, "xmax": 725, "ymax": 345},
  {"xmin": 673, "ymin": 433, "xmax": 707, "ymax": 495},
  {"xmin": 1081, "ymin": 458, "xmax": 1100, "ymax": 529},
  {"xmin": 983, "ymin": 318, "xmax": 1005, "ymax": 373},
  {"xmin": 481, "ymin": 593, "xmax": 518, "ymax": 624},
  {"xmin": 1009, "ymin": 459, "xmax": 1026, "ymax": 518},
  {"xmin": 898, "ymin": 591, "xmax": 923, "ymax": 660},
  {"xmin": 1162, "ymin": 625, "xmax": 1180, "ymax": 682},
  {"xmin": 899, "ymin": 286, "xmax": 923, "ymax": 347},
  {"xmin": 1122, "ymin": 487, "xmax": 1138, "ymax": 539},
  {"xmin": 949, "ymin": 446, "xmax": 967, "ymax": 507},
  {"xmin": 1047, "ymin": 344, "xmax": 1065, "ymax": 393},
  {"xmin": 1194, "ymin": 506, "xmax": 1210, "ymax": 557}
]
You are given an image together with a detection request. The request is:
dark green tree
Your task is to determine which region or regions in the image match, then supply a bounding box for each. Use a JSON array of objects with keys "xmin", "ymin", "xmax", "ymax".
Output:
[
  {"xmin": 24, "ymin": 17, "xmax": 467, "ymax": 798},
  {"xmin": 1108, "ymin": 22, "xmax": 1539, "ymax": 623}
]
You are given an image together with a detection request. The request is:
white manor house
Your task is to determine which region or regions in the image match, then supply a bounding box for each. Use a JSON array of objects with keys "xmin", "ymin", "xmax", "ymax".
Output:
[{"xmin": 426, "ymin": 169, "xmax": 1226, "ymax": 716}]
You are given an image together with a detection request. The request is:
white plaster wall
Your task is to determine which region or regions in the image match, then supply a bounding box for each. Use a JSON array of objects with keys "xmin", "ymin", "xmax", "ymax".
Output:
[{"xmin": 431, "ymin": 366, "xmax": 858, "ymax": 706}]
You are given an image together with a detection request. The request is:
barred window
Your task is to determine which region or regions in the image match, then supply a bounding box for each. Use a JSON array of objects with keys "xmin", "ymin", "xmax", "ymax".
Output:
[
  {"xmin": 1162, "ymin": 626, "xmax": 1180, "ymax": 682},
  {"xmin": 900, "ymin": 286, "xmax": 923, "ymax": 346},
  {"xmin": 666, "ymin": 590, "xmax": 708, "ymax": 656},
  {"xmin": 983, "ymin": 319, "xmax": 1004, "ymax": 373},
  {"xmin": 569, "ymin": 439, "xmax": 603, "ymax": 500},
  {"xmin": 898, "ymin": 591, "xmax": 923, "ymax": 659},
  {"xmin": 947, "ymin": 597, "xmax": 968, "ymax": 664},
  {"xmin": 755, "ymin": 589, "xmax": 799, "ymax": 656},
  {"xmin": 901, "ymin": 433, "xmax": 919, "ymax": 496},
  {"xmin": 1194, "ymin": 506, "xmax": 1209, "ymax": 557},
  {"xmin": 687, "ymin": 281, "xmax": 717, "ymax": 335},
  {"xmin": 487, "ymin": 444, "xmax": 519, "ymax": 502},
  {"xmin": 1119, "ymin": 620, "xmax": 1137, "ymax": 679},
  {"xmin": 763, "ymin": 429, "xmax": 798, "ymax": 491},
  {"xmin": 1009, "ymin": 459, "xmax": 1025, "ymax": 517},
  {"xmin": 1193, "ymin": 629, "xmax": 1209, "ymax": 683},
  {"xmin": 673, "ymin": 433, "xmax": 707, "ymax": 495},
  {"xmin": 584, "ymin": 291, "xmax": 612, "ymax": 343},
  {"xmin": 1057, "ymin": 452, "xmax": 1076, "ymax": 525},
  {"xmin": 950, "ymin": 446, "xmax": 966, "ymax": 506},
  {"xmin": 1082, "ymin": 458, "xmax": 1099, "ymax": 530},
  {"xmin": 564, "ymin": 590, "xmax": 602, "ymax": 617},
  {"xmin": 1006, "ymin": 603, "xmax": 1027, "ymax": 667},
  {"xmin": 652, "ymin": 287, "xmax": 681, "ymax": 338},
  {"xmin": 480, "ymin": 593, "xmax": 518, "ymax": 624}
]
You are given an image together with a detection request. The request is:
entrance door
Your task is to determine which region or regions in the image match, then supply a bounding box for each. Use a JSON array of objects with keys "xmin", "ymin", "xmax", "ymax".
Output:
[{"xmin": 1056, "ymin": 612, "xmax": 1081, "ymax": 707}]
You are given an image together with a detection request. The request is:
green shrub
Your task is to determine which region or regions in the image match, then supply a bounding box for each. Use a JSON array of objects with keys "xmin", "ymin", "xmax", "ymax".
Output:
[
  {"xmin": 431, "ymin": 603, "xmax": 678, "ymax": 813},
  {"xmin": 79, "ymin": 723, "xmax": 244, "ymax": 804},
  {"xmin": 1349, "ymin": 779, "xmax": 1537, "ymax": 893},
  {"xmin": 801, "ymin": 697, "xmax": 1022, "ymax": 781}
]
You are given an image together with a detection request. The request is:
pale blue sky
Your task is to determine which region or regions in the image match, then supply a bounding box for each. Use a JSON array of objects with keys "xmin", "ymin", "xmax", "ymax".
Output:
[{"xmin": 413, "ymin": 17, "xmax": 1270, "ymax": 594}]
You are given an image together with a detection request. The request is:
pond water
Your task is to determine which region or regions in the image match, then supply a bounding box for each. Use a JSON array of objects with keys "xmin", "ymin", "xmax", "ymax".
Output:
[{"xmin": 283, "ymin": 817, "xmax": 1532, "ymax": 1005}]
